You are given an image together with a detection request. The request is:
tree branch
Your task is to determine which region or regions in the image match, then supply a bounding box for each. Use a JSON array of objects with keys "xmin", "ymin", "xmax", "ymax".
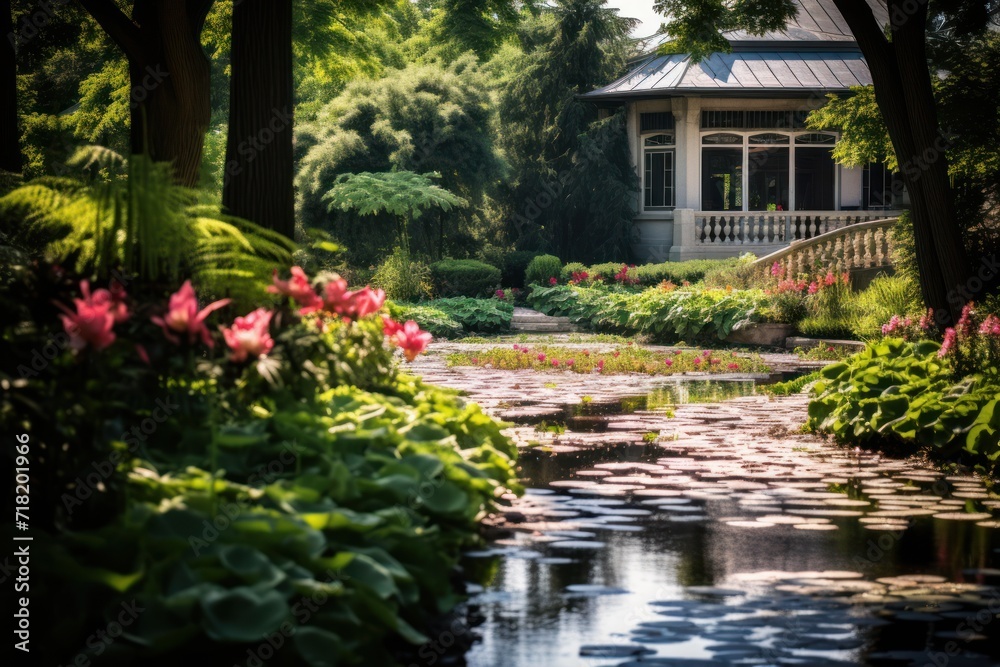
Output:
[{"xmin": 76, "ymin": 0, "xmax": 144, "ymax": 60}]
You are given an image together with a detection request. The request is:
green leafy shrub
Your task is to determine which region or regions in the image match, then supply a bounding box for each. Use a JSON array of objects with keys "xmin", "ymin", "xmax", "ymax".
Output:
[
  {"xmin": 701, "ymin": 254, "xmax": 763, "ymax": 289},
  {"xmin": 561, "ymin": 262, "xmax": 588, "ymax": 281},
  {"xmin": 2, "ymin": 259, "xmax": 517, "ymax": 665},
  {"xmin": 430, "ymin": 259, "xmax": 501, "ymax": 297},
  {"xmin": 525, "ymin": 254, "xmax": 562, "ymax": 286},
  {"xmin": 527, "ymin": 283, "xmax": 768, "ymax": 342},
  {"xmin": 851, "ymin": 273, "xmax": 924, "ymax": 340},
  {"xmin": 428, "ymin": 297, "xmax": 513, "ymax": 333},
  {"xmin": 501, "ymin": 250, "xmax": 542, "ymax": 288},
  {"xmin": 388, "ymin": 301, "xmax": 465, "ymax": 338},
  {"xmin": 372, "ymin": 245, "xmax": 433, "ymax": 302},
  {"xmin": 808, "ymin": 338, "xmax": 1000, "ymax": 465}
]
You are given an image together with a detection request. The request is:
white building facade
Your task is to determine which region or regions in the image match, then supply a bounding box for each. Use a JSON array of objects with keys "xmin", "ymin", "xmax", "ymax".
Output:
[{"xmin": 582, "ymin": 0, "xmax": 901, "ymax": 262}]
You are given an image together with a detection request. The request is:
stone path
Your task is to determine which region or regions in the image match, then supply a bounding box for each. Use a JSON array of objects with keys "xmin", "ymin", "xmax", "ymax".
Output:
[{"xmin": 510, "ymin": 307, "xmax": 579, "ymax": 333}]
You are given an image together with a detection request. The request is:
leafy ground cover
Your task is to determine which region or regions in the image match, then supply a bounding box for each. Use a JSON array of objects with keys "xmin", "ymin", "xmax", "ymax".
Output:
[
  {"xmin": 528, "ymin": 283, "xmax": 772, "ymax": 342},
  {"xmin": 447, "ymin": 343, "xmax": 770, "ymax": 375},
  {"xmin": 388, "ymin": 297, "xmax": 513, "ymax": 337},
  {"xmin": 3, "ymin": 260, "xmax": 519, "ymax": 666},
  {"xmin": 807, "ymin": 305, "xmax": 1000, "ymax": 469}
]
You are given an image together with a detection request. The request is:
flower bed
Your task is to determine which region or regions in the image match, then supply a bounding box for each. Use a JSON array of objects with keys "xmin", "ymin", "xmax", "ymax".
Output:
[
  {"xmin": 447, "ymin": 344, "xmax": 770, "ymax": 375},
  {"xmin": 4, "ymin": 263, "xmax": 518, "ymax": 665},
  {"xmin": 807, "ymin": 305, "xmax": 1000, "ymax": 468}
]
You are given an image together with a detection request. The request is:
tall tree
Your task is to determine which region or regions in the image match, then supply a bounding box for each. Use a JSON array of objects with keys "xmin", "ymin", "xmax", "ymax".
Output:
[
  {"xmin": 653, "ymin": 0, "xmax": 988, "ymax": 321},
  {"xmin": 500, "ymin": 0, "xmax": 637, "ymax": 260},
  {"xmin": 76, "ymin": 0, "xmax": 215, "ymax": 186},
  {"xmin": 0, "ymin": 0, "xmax": 20, "ymax": 174},
  {"xmin": 222, "ymin": 0, "xmax": 294, "ymax": 238}
]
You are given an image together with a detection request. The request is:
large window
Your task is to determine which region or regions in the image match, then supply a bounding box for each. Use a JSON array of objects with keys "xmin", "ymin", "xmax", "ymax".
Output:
[
  {"xmin": 700, "ymin": 127, "xmax": 839, "ymax": 211},
  {"xmin": 643, "ymin": 133, "xmax": 675, "ymax": 209}
]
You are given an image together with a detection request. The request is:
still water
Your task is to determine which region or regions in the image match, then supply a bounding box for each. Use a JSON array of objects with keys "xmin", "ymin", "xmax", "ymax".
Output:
[{"xmin": 461, "ymin": 380, "xmax": 1000, "ymax": 667}]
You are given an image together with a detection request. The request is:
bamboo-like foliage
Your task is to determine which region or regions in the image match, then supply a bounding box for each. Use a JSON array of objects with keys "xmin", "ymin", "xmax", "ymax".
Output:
[{"xmin": 0, "ymin": 147, "xmax": 296, "ymax": 305}]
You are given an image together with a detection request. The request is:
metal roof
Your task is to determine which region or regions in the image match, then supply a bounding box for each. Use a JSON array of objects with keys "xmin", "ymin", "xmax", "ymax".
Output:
[
  {"xmin": 584, "ymin": 50, "xmax": 872, "ymax": 100},
  {"xmin": 591, "ymin": 0, "xmax": 886, "ymax": 100}
]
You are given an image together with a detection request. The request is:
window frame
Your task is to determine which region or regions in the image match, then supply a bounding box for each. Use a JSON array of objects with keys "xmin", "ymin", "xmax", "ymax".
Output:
[
  {"xmin": 698, "ymin": 129, "xmax": 840, "ymax": 212},
  {"xmin": 642, "ymin": 131, "xmax": 676, "ymax": 211}
]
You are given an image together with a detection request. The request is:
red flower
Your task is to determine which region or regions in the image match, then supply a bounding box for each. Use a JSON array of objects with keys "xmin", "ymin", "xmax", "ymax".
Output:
[
  {"xmin": 349, "ymin": 287, "xmax": 387, "ymax": 319},
  {"xmin": 566, "ymin": 359, "xmax": 574, "ymax": 366},
  {"xmin": 56, "ymin": 280, "xmax": 120, "ymax": 351},
  {"xmin": 269, "ymin": 266, "xmax": 321, "ymax": 310},
  {"xmin": 552, "ymin": 359, "xmax": 560, "ymax": 367},
  {"xmin": 549, "ymin": 276, "xmax": 558, "ymax": 285},
  {"xmin": 496, "ymin": 289, "xmax": 505, "ymax": 299},
  {"xmin": 392, "ymin": 320, "xmax": 432, "ymax": 362},
  {"xmin": 538, "ymin": 353, "xmax": 546, "ymax": 362},
  {"xmin": 151, "ymin": 280, "xmax": 231, "ymax": 347},
  {"xmin": 823, "ymin": 271, "xmax": 837, "ymax": 287},
  {"xmin": 664, "ymin": 359, "xmax": 673, "ymax": 367},
  {"xmin": 382, "ymin": 315, "xmax": 403, "ymax": 337},
  {"xmin": 709, "ymin": 358, "xmax": 720, "ymax": 365},
  {"xmin": 222, "ymin": 308, "xmax": 275, "ymax": 363},
  {"xmin": 693, "ymin": 357, "xmax": 702, "ymax": 366},
  {"xmin": 135, "ymin": 344, "xmax": 151, "ymax": 365},
  {"xmin": 727, "ymin": 362, "xmax": 739, "ymax": 370},
  {"xmin": 597, "ymin": 360, "xmax": 605, "ymax": 372},
  {"xmin": 613, "ymin": 351, "xmax": 620, "ymax": 358}
]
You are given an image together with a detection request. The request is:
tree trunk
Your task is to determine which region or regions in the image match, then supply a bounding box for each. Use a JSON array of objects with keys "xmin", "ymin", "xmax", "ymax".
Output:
[
  {"xmin": 0, "ymin": 0, "xmax": 21, "ymax": 174},
  {"xmin": 834, "ymin": 0, "xmax": 969, "ymax": 323},
  {"xmin": 222, "ymin": 0, "xmax": 294, "ymax": 238},
  {"xmin": 78, "ymin": 0, "xmax": 213, "ymax": 187}
]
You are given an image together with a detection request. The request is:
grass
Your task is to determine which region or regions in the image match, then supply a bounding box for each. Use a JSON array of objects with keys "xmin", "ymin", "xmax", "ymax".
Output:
[{"xmin": 446, "ymin": 344, "xmax": 770, "ymax": 375}]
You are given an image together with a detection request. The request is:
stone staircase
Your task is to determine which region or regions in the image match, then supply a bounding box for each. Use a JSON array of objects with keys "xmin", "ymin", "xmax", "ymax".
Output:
[{"xmin": 510, "ymin": 307, "xmax": 578, "ymax": 333}]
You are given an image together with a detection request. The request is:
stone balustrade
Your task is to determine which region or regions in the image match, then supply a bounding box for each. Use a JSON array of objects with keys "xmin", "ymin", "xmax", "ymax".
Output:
[{"xmin": 750, "ymin": 217, "xmax": 898, "ymax": 277}]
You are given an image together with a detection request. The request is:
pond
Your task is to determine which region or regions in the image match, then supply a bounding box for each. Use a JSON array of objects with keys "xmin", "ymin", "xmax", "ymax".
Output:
[{"xmin": 425, "ymin": 369, "xmax": 1000, "ymax": 667}]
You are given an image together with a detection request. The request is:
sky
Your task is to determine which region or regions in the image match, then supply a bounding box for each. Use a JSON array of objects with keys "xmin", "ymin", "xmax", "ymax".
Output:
[{"xmin": 604, "ymin": 0, "xmax": 663, "ymax": 37}]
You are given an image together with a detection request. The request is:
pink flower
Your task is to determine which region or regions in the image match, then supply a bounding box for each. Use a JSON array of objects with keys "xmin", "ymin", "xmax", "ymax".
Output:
[
  {"xmin": 566, "ymin": 359, "xmax": 574, "ymax": 366},
  {"xmin": 56, "ymin": 280, "xmax": 118, "ymax": 351},
  {"xmin": 823, "ymin": 271, "xmax": 837, "ymax": 287},
  {"xmin": 827, "ymin": 346, "xmax": 835, "ymax": 352},
  {"xmin": 222, "ymin": 308, "xmax": 275, "ymax": 363},
  {"xmin": 348, "ymin": 287, "xmax": 386, "ymax": 319},
  {"xmin": 674, "ymin": 350, "xmax": 682, "ymax": 355},
  {"xmin": 710, "ymin": 358, "xmax": 720, "ymax": 365},
  {"xmin": 693, "ymin": 357, "xmax": 702, "ymax": 366},
  {"xmin": 392, "ymin": 320, "xmax": 432, "ymax": 361},
  {"xmin": 727, "ymin": 362, "xmax": 739, "ymax": 370},
  {"xmin": 549, "ymin": 276, "xmax": 558, "ymax": 286},
  {"xmin": 770, "ymin": 262, "xmax": 783, "ymax": 278},
  {"xmin": 107, "ymin": 280, "xmax": 130, "ymax": 324},
  {"xmin": 597, "ymin": 360, "xmax": 605, "ymax": 372},
  {"xmin": 613, "ymin": 351, "xmax": 620, "ymax": 358},
  {"xmin": 538, "ymin": 353, "xmax": 546, "ymax": 362},
  {"xmin": 702, "ymin": 349, "xmax": 711, "ymax": 357},
  {"xmin": 956, "ymin": 303, "xmax": 974, "ymax": 338},
  {"xmin": 269, "ymin": 266, "xmax": 321, "ymax": 310},
  {"xmin": 664, "ymin": 359, "xmax": 673, "ymax": 367},
  {"xmin": 582, "ymin": 349, "xmax": 590, "ymax": 356},
  {"xmin": 979, "ymin": 315, "xmax": 1000, "ymax": 337},
  {"xmin": 382, "ymin": 315, "xmax": 403, "ymax": 337},
  {"xmin": 807, "ymin": 282, "xmax": 819, "ymax": 295},
  {"xmin": 938, "ymin": 327, "xmax": 957, "ymax": 358},
  {"xmin": 151, "ymin": 281, "xmax": 231, "ymax": 347},
  {"xmin": 552, "ymin": 359, "xmax": 560, "ymax": 367},
  {"xmin": 919, "ymin": 308, "xmax": 935, "ymax": 330},
  {"xmin": 314, "ymin": 276, "xmax": 352, "ymax": 315},
  {"xmin": 135, "ymin": 344, "xmax": 151, "ymax": 365}
]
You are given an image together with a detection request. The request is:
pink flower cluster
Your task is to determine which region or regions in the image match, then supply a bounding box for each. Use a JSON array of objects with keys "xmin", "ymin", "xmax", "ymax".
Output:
[
  {"xmin": 881, "ymin": 315, "xmax": 913, "ymax": 336},
  {"xmin": 569, "ymin": 271, "xmax": 589, "ymax": 285},
  {"xmin": 56, "ymin": 279, "xmax": 130, "ymax": 351},
  {"xmin": 57, "ymin": 266, "xmax": 432, "ymax": 365}
]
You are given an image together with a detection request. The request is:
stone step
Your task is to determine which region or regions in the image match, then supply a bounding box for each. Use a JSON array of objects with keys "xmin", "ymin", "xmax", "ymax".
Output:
[
  {"xmin": 511, "ymin": 314, "xmax": 573, "ymax": 324},
  {"xmin": 511, "ymin": 322, "xmax": 579, "ymax": 333}
]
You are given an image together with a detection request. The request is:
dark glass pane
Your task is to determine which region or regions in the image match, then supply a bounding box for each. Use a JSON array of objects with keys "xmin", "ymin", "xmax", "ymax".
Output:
[
  {"xmin": 795, "ymin": 147, "xmax": 836, "ymax": 210},
  {"xmin": 795, "ymin": 133, "xmax": 836, "ymax": 145},
  {"xmin": 646, "ymin": 152, "xmax": 665, "ymax": 207},
  {"xmin": 703, "ymin": 133, "xmax": 742, "ymax": 145},
  {"xmin": 702, "ymin": 148, "xmax": 743, "ymax": 211},
  {"xmin": 645, "ymin": 134, "xmax": 674, "ymax": 146},
  {"xmin": 749, "ymin": 133, "xmax": 789, "ymax": 144},
  {"xmin": 748, "ymin": 147, "xmax": 789, "ymax": 211}
]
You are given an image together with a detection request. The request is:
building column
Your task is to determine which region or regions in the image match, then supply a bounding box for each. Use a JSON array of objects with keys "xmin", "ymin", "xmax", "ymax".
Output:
[{"xmin": 683, "ymin": 98, "xmax": 701, "ymax": 210}]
